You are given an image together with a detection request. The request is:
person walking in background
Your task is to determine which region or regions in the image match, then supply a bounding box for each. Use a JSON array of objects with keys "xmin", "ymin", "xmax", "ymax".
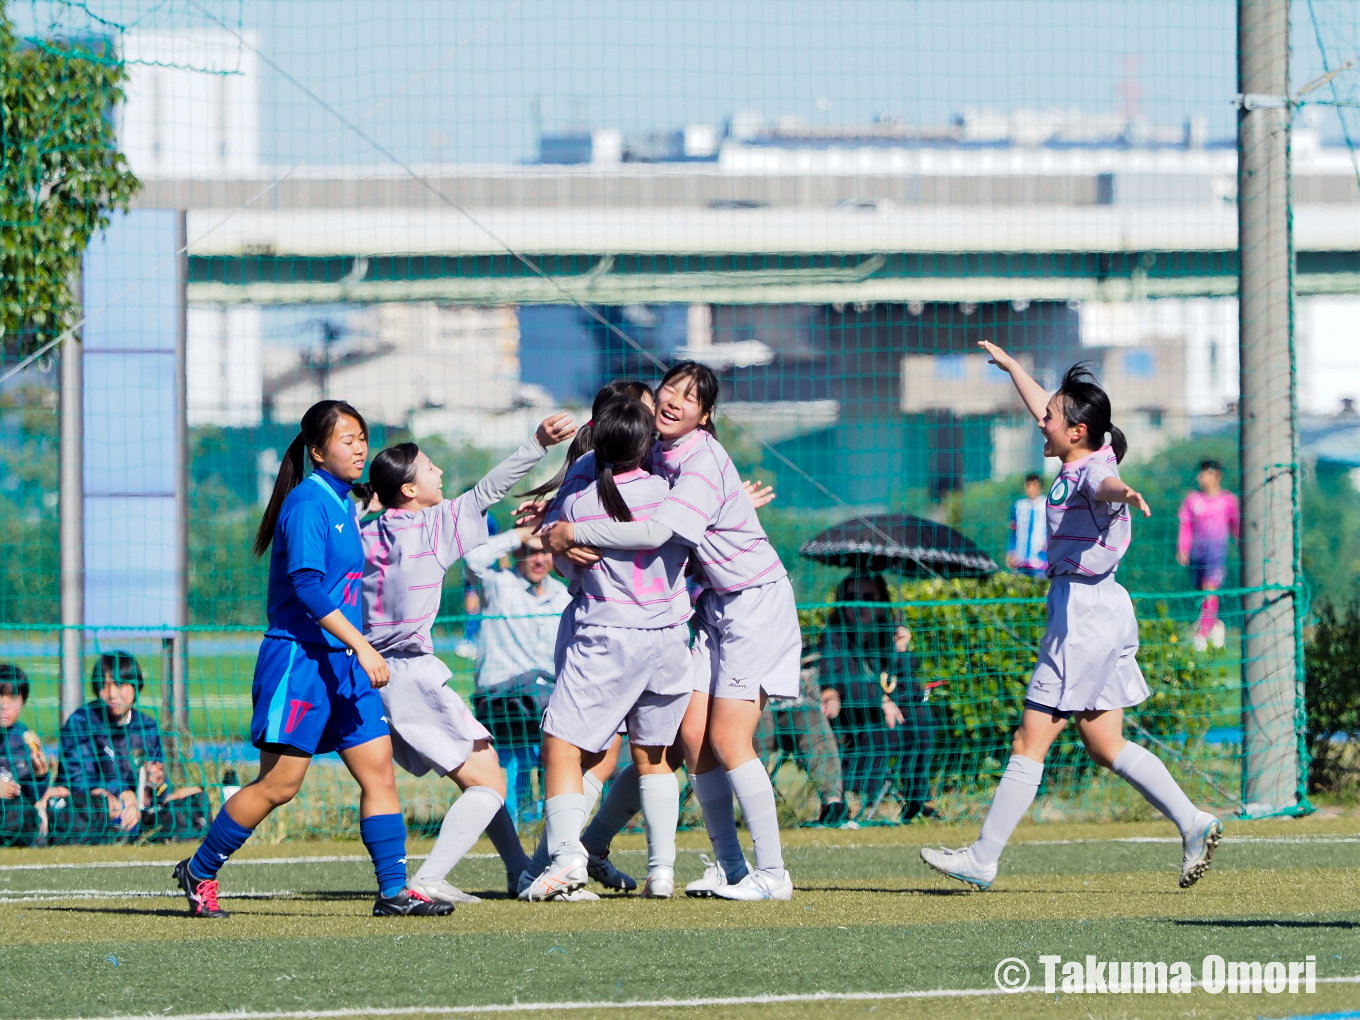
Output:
[
  {"xmin": 1007, "ymin": 472, "xmax": 1048, "ymax": 577},
  {"xmin": 1177, "ymin": 458, "xmax": 1239, "ymax": 652}
]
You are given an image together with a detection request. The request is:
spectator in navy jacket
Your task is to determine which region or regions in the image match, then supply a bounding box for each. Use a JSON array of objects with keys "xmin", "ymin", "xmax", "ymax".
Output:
[{"xmin": 0, "ymin": 663, "xmax": 50, "ymax": 846}]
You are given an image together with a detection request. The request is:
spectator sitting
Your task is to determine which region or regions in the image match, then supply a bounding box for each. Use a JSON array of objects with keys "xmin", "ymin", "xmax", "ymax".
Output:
[
  {"xmin": 755, "ymin": 646, "xmax": 850, "ymax": 827},
  {"xmin": 464, "ymin": 527, "xmax": 572, "ymax": 825},
  {"xmin": 1007, "ymin": 472, "xmax": 1048, "ymax": 577},
  {"xmin": 47, "ymin": 651, "xmax": 210, "ymax": 844},
  {"xmin": 820, "ymin": 572, "xmax": 937, "ymax": 821},
  {"xmin": 0, "ymin": 663, "xmax": 50, "ymax": 846}
]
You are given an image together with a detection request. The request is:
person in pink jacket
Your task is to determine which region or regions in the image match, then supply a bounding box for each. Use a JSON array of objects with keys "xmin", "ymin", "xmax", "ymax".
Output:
[{"xmin": 1176, "ymin": 459, "xmax": 1239, "ymax": 651}]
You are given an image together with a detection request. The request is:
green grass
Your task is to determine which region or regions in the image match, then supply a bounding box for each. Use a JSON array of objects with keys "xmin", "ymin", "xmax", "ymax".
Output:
[{"xmin": 3, "ymin": 818, "xmax": 1359, "ymax": 1020}]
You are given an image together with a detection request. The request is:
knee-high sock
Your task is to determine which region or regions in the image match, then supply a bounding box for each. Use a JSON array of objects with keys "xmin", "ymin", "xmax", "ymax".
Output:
[
  {"xmin": 727, "ymin": 758, "xmax": 783, "ymax": 874},
  {"xmin": 484, "ymin": 803, "xmax": 533, "ymax": 875},
  {"xmin": 542, "ymin": 794, "xmax": 588, "ymax": 864},
  {"xmin": 188, "ymin": 809, "xmax": 253, "ymax": 881},
  {"xmin": 1197, "ymin": 594, "xmax": 1221, "ymax": 635},
  {"xmin": 359, "ymin": 813, "xmax": 409, "ymax": 897},
  {"xmin": 691, "ymin": 767, "xmax": 746, "ymax": 881},
  {"xmin": 638, "ymin": 772, "xmax": 680, "ymax": 872},
  {"xmin": 972, "ymin": 755, "xmax": 1044, "ymax": 867},
  {"xmin": 531, "ymin": 770, "xmax": 604, "ymax": 873},
  {"xmin": 1111, "ymin": 743, "xmax": 1199, "ymax": 835},
  {"xmin": 413, "ymin": 786, "xmax": 503, "ymax": 886},
  {"xmin": 581, "ymin": 763, "xmax": 640, "ymax": 857}
]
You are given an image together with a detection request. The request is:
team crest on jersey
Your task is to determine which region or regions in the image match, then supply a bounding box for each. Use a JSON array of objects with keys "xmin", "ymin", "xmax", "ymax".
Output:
[{"xmin": 1048, "ymin": 476, "xmax": 1071, "ymax": 506}]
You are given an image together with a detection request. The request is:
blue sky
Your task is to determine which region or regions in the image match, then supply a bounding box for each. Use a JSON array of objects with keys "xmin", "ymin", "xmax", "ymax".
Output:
[{"xmin": 14, "ymin": 0, "xmax": 1360, "ymax": 165}]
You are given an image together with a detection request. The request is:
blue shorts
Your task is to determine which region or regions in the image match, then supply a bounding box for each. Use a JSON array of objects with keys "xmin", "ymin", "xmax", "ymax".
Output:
[{"xmin": 250, "ymin": 637, "xmax": 389, "ymax": 755}]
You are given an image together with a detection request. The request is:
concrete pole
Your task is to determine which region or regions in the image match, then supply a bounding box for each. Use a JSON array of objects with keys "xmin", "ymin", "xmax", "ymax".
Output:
[
  {"xmin": 1237, "ymin": 0, "xmax": 1300, "ymax": 813},
  {"xmin": 172, "ymin": 211, "xmax": 190, "ymax": 733},
  {"xmin": 59, "ymin": 306, "xmax": 84, "ymax": 721}
]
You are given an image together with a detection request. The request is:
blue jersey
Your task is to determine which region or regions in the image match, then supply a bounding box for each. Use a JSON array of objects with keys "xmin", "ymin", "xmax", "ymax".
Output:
[{"xmin": 264, "ymin": 470, "xmax": 364, "ymax": 649}]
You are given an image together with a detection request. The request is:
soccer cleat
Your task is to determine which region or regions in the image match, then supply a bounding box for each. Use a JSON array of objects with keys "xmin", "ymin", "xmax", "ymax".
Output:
[
  {"xmin": 919, "ymin": 845, "xmax": 997, "ymax": 891},
  {"xmin": 640, "ymin": 868, "xmax": 675, "ymax": 899},
  {"xmin": 1192, "ymin": 632, "xmax": 1209, "ymax": 653},
  {"xmin": 506, "ymin": 870, "xmax": 525, "ymax": 899},
  {"xmin": 554, "ymin": 886, "xmax": 600, "ymax": 902},
  {"xmin": 1209, "ymin": 621, "xmax": 1226, "ymax": 649},
  {"xmin": 684, "ymin": 854, "xmax": 749, "ymax": 897},
  {"xmin": 408, "ymin": 877, "xmax": 482, "ymax": 904},
  {"xmin": 1179, "ymin": 812, "xmax": 1223, "ymax": 889},
  {"xmin": 519, "ymin": 856, "xmax": 587, "ymax": 901},
  {"xmin": 587, "ymin": 850, "xmax": 637, "ymax": 892},
  {"xmin": 172, "ymin": 859, "xmax": 229, "ymax": 919},
  {"xmin": 372, "ymin": 888, "xmax": 455, "ymax": 916},
  {"xmin": 712, "ymin": 868, "xmax": 793, "ymax": 901}
]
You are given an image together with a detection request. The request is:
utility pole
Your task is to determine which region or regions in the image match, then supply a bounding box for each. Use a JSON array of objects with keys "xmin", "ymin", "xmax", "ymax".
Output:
[
  {"xmin": 1237, "ymin": 0, "xmax": 1301, "ymax": 814},
  {"xmin": 59, "ymin": 309, "xmax": 84, "ymax": 722}
]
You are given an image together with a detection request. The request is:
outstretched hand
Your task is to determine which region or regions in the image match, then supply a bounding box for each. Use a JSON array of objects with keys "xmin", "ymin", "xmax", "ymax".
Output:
[
  {"xmin": 513, "ymin": 499, "xmax": 548, "ymax": 530},
  {"xmin": 978, "ymin": 339, "xmax": 1019, "ymax": 373},
  {"xmin": 743, "ymin": 479, "xmax": 776, "ymax": 509},
  {"xmin": 536, "ymin": 413, "xmax": 577, "ymax": 447}
]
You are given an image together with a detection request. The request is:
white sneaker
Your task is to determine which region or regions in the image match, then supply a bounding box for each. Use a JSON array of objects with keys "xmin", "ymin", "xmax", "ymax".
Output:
[
  {"xmin": 640, "ymin": 868, "xmax": 675, "ymax": 899},
  {"xmin": 712, "ymin": 868, "xmax": 793, "ymax": 901},
  {"xmin": 554, "ymin": 886, "xmax": 600, "ymax": 902},
  {"xmin": 586, "ymin": 851, "xmax": 637, "ymax": 892},
  {"xmin": 684, "ymin": 854, "xmax": 749, "ymax": 898},
  {"xmin": 920, "ymin": 845, "xmax": 997, "ymax": 890},
  {"xmin": 518, "ymin": 856, "xmax": 587, "ymax": 901},
  {"xmin": 453, "ymin": 640, "xmax": 478, "ymax": 659},
  {"xmin": 1192, "ymin": 632, "xmax": 1209, "ymax": 653},
  {"xmin": 1209, "ymin": 621, "xmax": 1226, "ymax": 649},
  {"xmin": 1179, "ymin": 812, "xmax": 1223, "ymax": 888},
  {"xmin": 408, "ymin": 877, "xmax": 482, "ymax": 905}
]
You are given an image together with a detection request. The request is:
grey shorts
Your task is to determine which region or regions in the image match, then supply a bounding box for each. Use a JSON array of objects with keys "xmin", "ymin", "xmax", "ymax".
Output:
[
  {"xmin": 543, "ymin": 623, "xmax": 692, "ymax": 754},
  {"xmin": 1026, "ymin": 573, "xmax": 1150, "ymax": 714},
  {"xmin": 690, "ymin": 575, "xmax": 801, "ymax": 701},
  {"xmin": 380, "ymin": 653, "xmax": 492, "ymax": 778}
]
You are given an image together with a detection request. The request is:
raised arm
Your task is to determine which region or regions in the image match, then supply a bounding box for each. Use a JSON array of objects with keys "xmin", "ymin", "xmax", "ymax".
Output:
[
  {"xmin": 544, "ymin": 517, "xmax": 681, "ymax": 553},
  {"xmin": 468, "ymin": 414, "xmax": 576, "ymax": 514},
  {"xmin": 978, "ymin": 340, "xmax": 1049, "ymax": 423}
]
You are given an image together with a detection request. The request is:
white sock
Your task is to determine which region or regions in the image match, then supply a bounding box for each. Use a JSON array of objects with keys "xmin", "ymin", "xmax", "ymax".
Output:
[
  {"xmin": 542, "ymin": 793, "xmax": 588, "ymax": 864},
  {"xmin": 581, "ymin": 763, "xmax": 640, "ymax": 857},
  {"xmin": 1111, "ymin": 743, "xmax": 1200, "ymax": 835},
  {"xmin": 532, "ymin": 770, "xmax": 604, "ymax": 872},
  {"xmin": 972, "ymin": 755, "xmax": 1044, "ymax": 867},
  {"xmin": 638, "ymin": 772, "xmax": 680, "ymax": 872},
  {"xmin": 413, "ymin": 786, "xmax": 503, "ymax": 886},
  {"xmin": 691, "ymin": 768, "xmax": 747, "ymax": 881},
  {"xmin": 726, "ymin": 758, "xmax": 783, "ymax": 874}
]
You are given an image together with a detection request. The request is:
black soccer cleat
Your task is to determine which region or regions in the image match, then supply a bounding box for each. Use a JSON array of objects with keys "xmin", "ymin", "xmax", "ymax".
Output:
[
  {"xmin": 173, "ymin": 859, "xmax": 229, "ymax": 919},
  {"xmin": 372, "ymin": 887, "xmax": 455, "ymax": 916}
]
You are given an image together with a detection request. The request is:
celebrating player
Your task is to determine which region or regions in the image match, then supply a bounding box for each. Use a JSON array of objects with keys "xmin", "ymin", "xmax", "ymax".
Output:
[
  {"xmin": 543, "ymin": 361, "xmax": 800, "ymax": 901},
  {"xmin": 355, "ymin": 413, "xmax": 575, "ymax": 905},
  {"xmin": 173, "ymin": 400, "xmax": 449, "ymax": 918},
  {"xmin": 522, "ymin": 398, "xmax": 694, "ymax": 901},
  {"xmin": 920, "ymin": 345, "xmax": 1223, "ymax": 891}
]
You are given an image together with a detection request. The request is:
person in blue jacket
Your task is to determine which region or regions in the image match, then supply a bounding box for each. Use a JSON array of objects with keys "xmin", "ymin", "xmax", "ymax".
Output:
[{"xmin": 173, "ymin": 399, "xmax": 450, "ymax": 919}]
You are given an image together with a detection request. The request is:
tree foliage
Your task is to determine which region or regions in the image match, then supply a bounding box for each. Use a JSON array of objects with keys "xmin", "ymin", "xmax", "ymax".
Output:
[{"xmin": 1, "ymin": 12, "xmax": 140, "ymax": 355}]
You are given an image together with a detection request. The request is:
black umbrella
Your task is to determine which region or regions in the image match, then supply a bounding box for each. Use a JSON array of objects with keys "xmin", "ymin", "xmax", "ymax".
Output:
[{"xmin": 797, "ymin": 512, "xmax": 998, "ymax": 578}]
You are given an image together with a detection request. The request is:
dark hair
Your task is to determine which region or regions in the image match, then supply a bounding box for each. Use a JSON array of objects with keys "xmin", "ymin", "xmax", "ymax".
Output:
[
  {"xmin": 351, "ymin": 443, "xmax": 420, "ymax": 510},
  {"xmin": 1056, "ymin": 363, "xmax": 1126, "ymax": 463},
  {"xmin": 522, "ymin": 380, "xmax": 653, "ymax": 500},
  {"xmin": 828, "ymin": 572, "xmax": 895, "ymax": 664},
  {"xmin": 1024, "ymin": 472, "xmax": 1042, "ymax": 484},
  {"xmin": 592, "ymin": 399, "xmax": 655, "ymax": 523},
  {"xmin": 1199, "ymin": 458, "xmax": 1224, "ymax": 473},
  {"xmin": 90, "ymin": 651, "xmax": 143, "ymax": 696},
  {"xmin": 657, "ymin": 361, "xmax": 719, "ymax": 436},
  {"xmin": 0, "ymin": 663, "xmax": 29, "ymax": 702},
  {"xmin": 254, "ymin": 400, "xmax": 368, "ymax": 556}
]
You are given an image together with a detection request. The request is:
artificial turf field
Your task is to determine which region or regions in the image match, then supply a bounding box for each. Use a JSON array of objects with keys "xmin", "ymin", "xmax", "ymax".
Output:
[{"xmin": 2, "ymin": 817, "xmax": 1359, "ymax": 1020}]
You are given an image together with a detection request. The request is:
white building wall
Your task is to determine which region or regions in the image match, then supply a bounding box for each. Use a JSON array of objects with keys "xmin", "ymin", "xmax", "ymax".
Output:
[
  {"xmin": 1297, "ymin": 296, "xmax": 1360, "ymax": 417},
  {"xmin": 187, "ymin": 305, "xmax": 263, "ymax": 427}
]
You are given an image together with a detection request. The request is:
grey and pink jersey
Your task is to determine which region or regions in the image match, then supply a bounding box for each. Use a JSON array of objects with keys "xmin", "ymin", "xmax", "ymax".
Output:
[
  {"xmin": 650, "ymin": 429, "xmax": 786, "ymax": 593},
  {"xmin": 361, "ymin": 435, "xmax": 548, "ymax": 655},
  {"xmin": 1044, "ymin": 445, "xmax": 1131, "ymax": 579},
  {"xmin": 545, "ymin": 467, "xmax": 691, "ymax": 629}
]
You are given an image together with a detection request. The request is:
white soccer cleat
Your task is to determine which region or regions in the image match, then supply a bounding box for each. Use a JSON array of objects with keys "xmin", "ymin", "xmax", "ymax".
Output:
[
  {"xmin": 518, "ymin": 856, "xmax": 587, "ymax": 902},
  {"xmin": 712, "ymin": 867, "xmax": 793, "ymax": 901},
  {"xmin": 1209, "ymin": 621, "xmax": 1226, "ymax": 649},
  {"xmin": 553, "ymin": 886, "xmax": 601, "ymax": 902},
  {"xmin": 640, "ymin": 868, "xmax": 675, "ymax": 899},
  {"xmin": 586, "ymin": 851, "xmax": 637, "ymax": 892},
  {"xmin": 1192, "ymin": 632, "xmax": 1209, "ymax": 653},
  {"xmin": 1179, "ymin": 811, "xmax": 1223, "ymax": 889},
  {"xmin": 919, "ymin": 845, "xmax": 997, "ymax": 891},
  {"xmin": 684, "ymin": 854, "xmax": 749, "ymax": 898},
  {"xmin": 408, "ymin": 877, "xmax": 482, "ymax": 905}
]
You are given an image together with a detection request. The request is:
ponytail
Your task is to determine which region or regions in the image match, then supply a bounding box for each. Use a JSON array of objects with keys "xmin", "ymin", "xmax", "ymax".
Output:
[
  {"xmin": 591, "ymin": 398, "xmax": 655, "ymax": 523},
  {"xmin": 1108, "ymin": 424, "xmax": 1128, "ymax": 464},
  {"xmin": 596, "ymin": 463, "xmax": 634, "ymax": 523},
  {"xmin": 253, "ymin": 399, "xmax": 369, "ymax": 557}
]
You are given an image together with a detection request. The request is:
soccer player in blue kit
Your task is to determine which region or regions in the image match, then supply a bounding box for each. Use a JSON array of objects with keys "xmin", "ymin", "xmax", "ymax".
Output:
[{"xmin": 174, "ymin": 400, "xmax": 451, "ymax": 918}]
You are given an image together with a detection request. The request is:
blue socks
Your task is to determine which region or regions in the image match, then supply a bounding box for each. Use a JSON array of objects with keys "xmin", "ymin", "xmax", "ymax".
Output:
[
  {"xmin": 484, "ymin": 803, "xmax": 533, "ymax": 875},
  {"xmin": 360, "ymin": 813, "xmax": 409, "ymax": 897},
  {"xmin": 188, "ymin": 810, "xmax": 253, "ymax": 882}
]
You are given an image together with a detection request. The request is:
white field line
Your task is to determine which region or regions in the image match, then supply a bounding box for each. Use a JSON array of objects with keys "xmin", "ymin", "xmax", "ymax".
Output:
[
  {"xmin": 0, "ymin": 890, "xmax": 285, "ymax": 903},
  {"xmin": 28, "ymin": 975, "xmax": 1360, "ymax": 1020},
  {"xmin": 0, "ymin": 833, "xmax": 1355, "ymax": 874}
]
